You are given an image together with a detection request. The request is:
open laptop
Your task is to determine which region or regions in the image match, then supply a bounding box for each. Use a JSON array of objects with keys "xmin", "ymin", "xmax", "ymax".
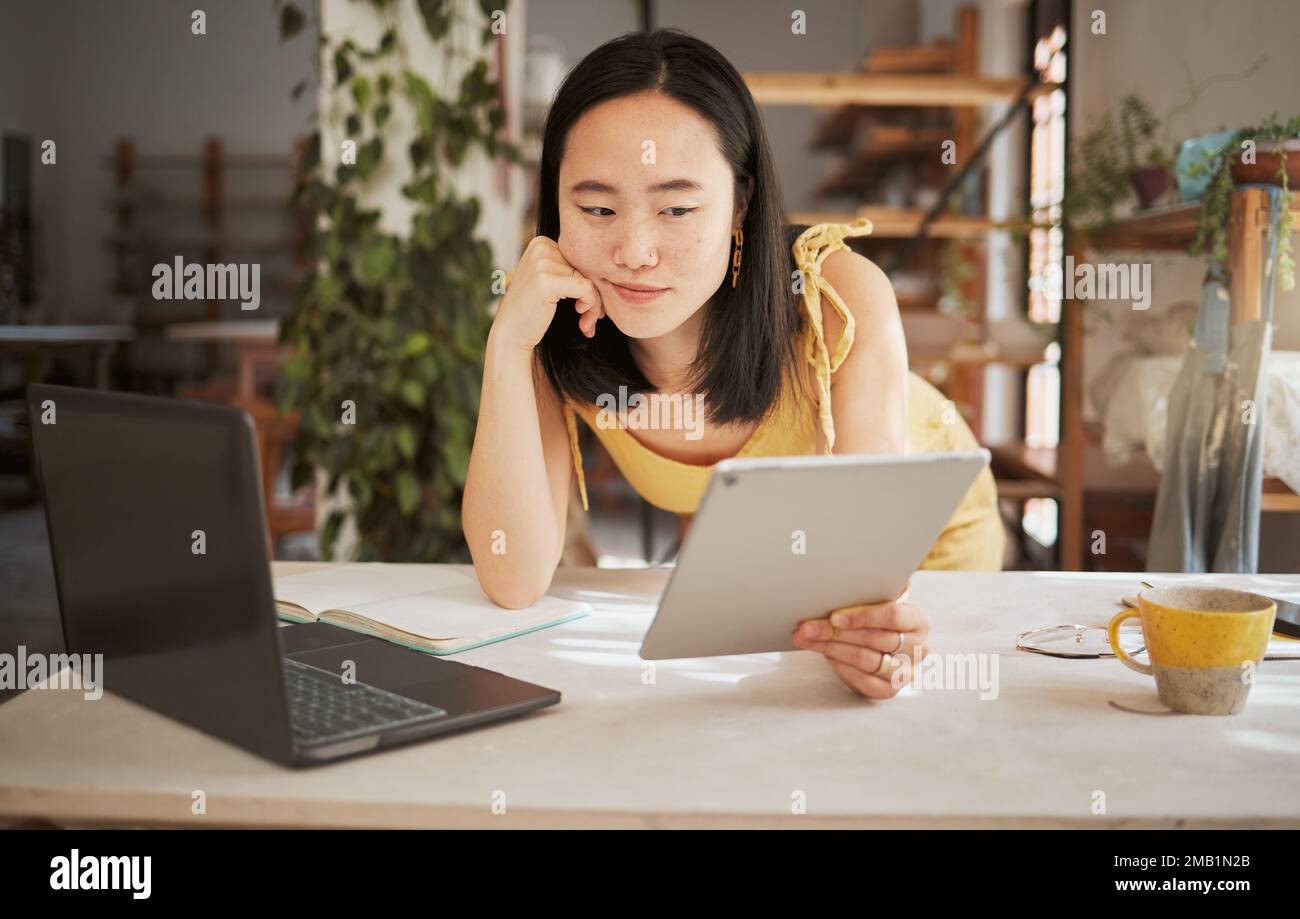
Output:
[
  {"xmin": 639, "ymin": 450, "xmax": 991, "ymax": 659},
  {"xmin": 26, "ymin": 383, "xmax": 559, "ymax": 767}
]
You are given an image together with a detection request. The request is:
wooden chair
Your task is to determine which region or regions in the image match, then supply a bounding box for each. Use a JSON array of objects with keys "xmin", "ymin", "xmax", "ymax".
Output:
[{"xmin": 230, "ymin": 396, "xmax": 316, "ymax": 556}]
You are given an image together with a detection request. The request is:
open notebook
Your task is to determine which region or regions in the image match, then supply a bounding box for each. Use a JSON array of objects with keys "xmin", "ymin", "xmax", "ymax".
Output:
[{"xmin": 272, "ymin": 564, "xmax": 591, "ymax": 655}]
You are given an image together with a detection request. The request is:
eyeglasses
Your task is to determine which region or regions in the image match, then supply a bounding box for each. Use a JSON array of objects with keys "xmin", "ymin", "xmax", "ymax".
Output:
[
  {"xmin": 1017, "ymin": 623, "xmax": 1300, "ymax": 660},
  {"xmin": 1015, "ymin": 623, "xmax": 1147, "ymax": 660}
]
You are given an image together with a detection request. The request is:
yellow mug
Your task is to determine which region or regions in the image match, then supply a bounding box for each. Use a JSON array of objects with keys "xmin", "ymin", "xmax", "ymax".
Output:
[{"xmin": 1107, "ymin": 586, "xmax": 1275, "ymax": 715}]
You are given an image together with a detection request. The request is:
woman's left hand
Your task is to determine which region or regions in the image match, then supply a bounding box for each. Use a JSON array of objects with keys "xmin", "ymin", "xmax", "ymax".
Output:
[{"xmin": 791, "ymin": 581, "xmax": 929, "ymax": 699}]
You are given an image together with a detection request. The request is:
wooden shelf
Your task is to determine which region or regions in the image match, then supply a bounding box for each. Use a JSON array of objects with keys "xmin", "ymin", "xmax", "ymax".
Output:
[
  {"xmin": 107, "ymin": 194, "xmax": 292, "ymax": 212},
  {"xmin": 101, "ymin": 153, "xmax": 293, "ymax": 169},
  {"xmin": 112, "ymin": 275, "xmax": 300, "ymax": 297},
  {"xmin": 814, "ymin": 129, "xmax": 952, "ymax": 196},
  {"xmin": 911, "ymin": 342, "xmax": 1048, "ymax": 368},
  {"xmin": 863, "ymin": 44, "xmax": 959, "ymax": 74},
  {"xmin": 894, "ymin": 290, "xmax": 940, "ymax": 311},
  {"xmin": 106, "ymin": 235, "xmax": 300, "ymax": 254},
  {"xmin": 1262, "ymin": 477, "xmax": 1300, "ymax": 512},
  {"xmin": 743, "ymin": 71, "xmax": 1054, "ymax": 107},
  {"xmin": 1084, "ymin": 193, "xmax": 1300, "ymax": 251},
  {"xmin": 790, "ymin": 207, "xmax": 995, "ymax": 238},
  {"xmin": 164, "ymin": 319, "xmax": 280, "ymax": 343},
  {"xmin": 988, "ymin": 441, "xmax": 1299, "ymax": 511}
]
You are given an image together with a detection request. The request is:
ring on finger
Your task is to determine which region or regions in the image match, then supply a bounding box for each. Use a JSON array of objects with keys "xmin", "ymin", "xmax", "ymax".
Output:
[
  {"xmin": 892, "ymin": 630, "xmax": 905, "ymax": 654},
  {"xmin": 873, "ymin": 652, "xmax": 894, "ymax": 676}
]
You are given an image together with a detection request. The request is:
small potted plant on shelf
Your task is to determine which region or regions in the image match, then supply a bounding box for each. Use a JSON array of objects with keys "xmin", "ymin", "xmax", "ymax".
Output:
[
  {"xmin": 1062, "ymin": 93, "xmax": 1176, "ymax": 229},
  {"xmin": 1118, "ymin": 95, "xmax": 1175, "ymax": 208},
  {"xmin": 1184, "ymin": 112, "xmax": 1299, "ymax": 291}
]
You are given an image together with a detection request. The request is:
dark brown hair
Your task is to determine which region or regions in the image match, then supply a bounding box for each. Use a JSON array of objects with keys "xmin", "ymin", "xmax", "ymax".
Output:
[{"xmin": 534, "ymin": 28, "xmax": 810, "ymax": 426}]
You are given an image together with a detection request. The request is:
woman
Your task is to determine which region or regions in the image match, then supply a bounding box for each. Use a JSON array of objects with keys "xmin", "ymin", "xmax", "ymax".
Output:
[{"xmin": 463, "ymin": 28, "xmax": 1004, "ymax": 700}]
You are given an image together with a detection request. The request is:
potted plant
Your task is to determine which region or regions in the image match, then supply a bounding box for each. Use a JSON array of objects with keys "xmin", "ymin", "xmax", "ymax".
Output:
[
  {"xmin": 1118, "ymin": 95, "xmax": 1175, "ymax": 208},
  {"xmin": 1185, "ymin": 112, "xmax": 1299, "ymax": 291},
  {"xmin": 276, "ymin": 0, "xmax": 522, "ymax": 562},
  {"xmin": 1063, "ymin": 93, "xmax": 1176, "ymax": 228}
]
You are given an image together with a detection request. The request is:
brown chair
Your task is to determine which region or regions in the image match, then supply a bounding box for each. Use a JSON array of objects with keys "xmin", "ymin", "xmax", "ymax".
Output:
[{"xmin": 230, "ymin": 396, "xmax": 316, "ymax": 556}]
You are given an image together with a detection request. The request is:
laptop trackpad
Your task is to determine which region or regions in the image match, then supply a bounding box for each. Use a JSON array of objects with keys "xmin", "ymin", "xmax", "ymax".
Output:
[{"xmin": 282, "ymin": 623, "xmax": 474, "ymax": 690}]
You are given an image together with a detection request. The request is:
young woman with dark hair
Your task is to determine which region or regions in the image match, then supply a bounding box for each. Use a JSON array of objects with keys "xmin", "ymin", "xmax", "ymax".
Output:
[{"xmin": 463, "ymin": 28, "xmax": 1003, "ymax": 699}]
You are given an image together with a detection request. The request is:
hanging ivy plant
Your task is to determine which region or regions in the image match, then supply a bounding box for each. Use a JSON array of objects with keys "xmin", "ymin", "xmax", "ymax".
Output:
[
  {"xmin": 1185, "ymin": 112, "xmax": 1299, "ymax": 292},
  {"xmin": 276, "ymin": 0, "xmax": 522, "ymax": 561}
]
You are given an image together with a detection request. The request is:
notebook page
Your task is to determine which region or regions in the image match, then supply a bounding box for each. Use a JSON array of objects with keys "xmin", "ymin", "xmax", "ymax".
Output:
[
  {"xmin": 345, "ymin": 582, "xmax": 587, "ymax": 640},
  {"xmin": 273, "ymin": 564, "xmax": 474, "ymax": 618}
]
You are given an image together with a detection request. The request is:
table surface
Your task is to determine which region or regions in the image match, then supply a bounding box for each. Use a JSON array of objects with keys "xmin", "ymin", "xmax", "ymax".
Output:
[
  {"xmin": 0, "ymin": 324, "xmax": 134, "ymax": 343},
  {"xmin": 2, "ymin": 566, "xmax": 1299, "ymax": 828},
  {"xmin": 162, "ymin": 319, "xmax": 280, "ymax": 343}
]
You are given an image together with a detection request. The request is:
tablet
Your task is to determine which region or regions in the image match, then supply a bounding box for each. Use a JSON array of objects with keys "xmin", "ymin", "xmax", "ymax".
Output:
[{"xmin": 638, "ymin": 449, "xmax": 990, "ymax": 660}]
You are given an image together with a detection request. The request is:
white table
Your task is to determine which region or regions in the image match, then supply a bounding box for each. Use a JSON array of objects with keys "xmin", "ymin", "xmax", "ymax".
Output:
[
  {"xmin": 1, "ymin": 566, "xmax": 1298, "ymax": 828},
  {"xmin": 0, "ymin": 324, "xmax": 134, "ymax": 389},
  {"xmin": 163, "ymin": 319, "xmax": 282, "ymax": 400}
]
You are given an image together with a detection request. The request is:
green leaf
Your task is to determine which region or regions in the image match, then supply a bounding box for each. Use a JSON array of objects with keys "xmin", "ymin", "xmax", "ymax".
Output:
[
  {"xmin": 279, "ymin": 3, "xmax": 305, "ymax": 41},
  {"xmin": 351, "ymin": 76, "xmax": 371, "ymax": 111},
  {"xmin": 373, "ymin": 102, "xmax": 391, "ymax": 129},
  {"xmin": 404, "ymin": 71, "xmax": 438, "ymax": 135},
  {"xmin": 404, "ymin": 331, "xmax": 432, "ymax": 356},
  {"xmin": 400, "ymin": 379, "xmax": 425, "ymax": 408},
  {"xmin": 283, "ymin": 352, "xmax": 310, "ymax": 382},
  {"xmin": 348, "ymin": 475, "xmax": 373, "ymax": 507},
  {"xmin": 396, "ymin": 472, "xmax": 421, "ymax": 515},
  {"xmin": 416, "ymin": 0, "xmax": 451, "ymax": 41},
  {"xmin": 321, "ymin": 511, "xmax": 345, "ymax": 557},
  {"xmin": 360, "ymin": 237, "xmax": 397, "ymax": 283},
  {"xmin": 299, "ymin": 131, "xmax": 320, "ymax": 173},
  {"xmin": 334, "ymin": 47, "xmax": 352, "ymax": 85},
  {"xmin": 314, "ymin": 272, "xmax": 343, "ymax": 307},
  {"xmin": 322, "ymin": 231, "xmax": 342, "ymax": 265},
  {"xmin": 395, "ymin": 425, "xmax": 417, "ymax": 459}
]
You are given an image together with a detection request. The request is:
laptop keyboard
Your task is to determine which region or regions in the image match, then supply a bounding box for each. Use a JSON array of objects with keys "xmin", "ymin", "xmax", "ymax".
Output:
[{"xmin": 283, "ymin": 658, "xmax": 448, "ymax": 746}]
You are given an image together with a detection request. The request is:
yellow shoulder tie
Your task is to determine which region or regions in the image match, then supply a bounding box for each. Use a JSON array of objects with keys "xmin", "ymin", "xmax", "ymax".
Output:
[
  {"xmin": 791, "ymin": 217, "xmax": 874, "ymax": 453},
  {"xmin": 563, "ymin": 403, "xmax": 590, "ymax": 511}
]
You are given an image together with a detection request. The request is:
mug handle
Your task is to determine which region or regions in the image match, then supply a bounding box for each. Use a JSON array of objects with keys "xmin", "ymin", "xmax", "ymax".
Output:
[{"xmin": 1108, "ymin": 609, "xmax": 1152, "ymax": 675}]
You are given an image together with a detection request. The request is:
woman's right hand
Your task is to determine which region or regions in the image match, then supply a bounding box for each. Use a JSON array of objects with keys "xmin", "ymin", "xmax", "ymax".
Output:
[{"xmin": 492, "ymin": 236, "xmax": 606, "ymax": 352}]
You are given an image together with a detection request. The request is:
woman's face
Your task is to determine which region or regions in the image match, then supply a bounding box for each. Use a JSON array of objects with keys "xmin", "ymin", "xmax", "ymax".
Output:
[{"xmin": 557, "ymin": 91, "xmax": 746, "ymax": 340}]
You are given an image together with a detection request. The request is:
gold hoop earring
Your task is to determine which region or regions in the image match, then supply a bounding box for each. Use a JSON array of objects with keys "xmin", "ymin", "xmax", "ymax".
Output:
[{"xmin": 730, "ymin": 227, "xmax": 744, "ymax": 288}]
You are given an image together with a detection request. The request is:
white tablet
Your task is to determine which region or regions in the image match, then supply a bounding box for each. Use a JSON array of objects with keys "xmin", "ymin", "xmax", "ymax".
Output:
[{"xmin": 638, "ymin": 449, "xmax": 990, "ymax": 659}]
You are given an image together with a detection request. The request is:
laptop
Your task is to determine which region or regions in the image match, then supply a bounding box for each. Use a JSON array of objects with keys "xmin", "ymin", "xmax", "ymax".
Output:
[
  {"xmin": 26, "ymin": 383, "xmax": 560, "ymax": 767},
  {"xmin": 639, "ymin": 449, "xmax": 990, "ymax": 660}
]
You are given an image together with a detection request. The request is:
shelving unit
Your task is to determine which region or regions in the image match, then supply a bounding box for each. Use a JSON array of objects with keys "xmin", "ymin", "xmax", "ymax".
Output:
[
  {"xmin": 991, "ymin": 187, "xmax": 1300, "ymax": 570},
  {"xmin": 103, "ymin": 137, "xmax": 309, "ymax": 341},
  {"xmin": 744, "ymin": 72, "xmax": 1050, "ymax": 107},
  {"xmin": 103, "ymin": 136, "xmax": 316, "ymax": 554},
  {"xmin": 748, "ymin": 5, "xmax": 1061, "ymax": 543},
  {"xmin": 786, "ymin": 207, "xmax": 996, "ymax": 238}
]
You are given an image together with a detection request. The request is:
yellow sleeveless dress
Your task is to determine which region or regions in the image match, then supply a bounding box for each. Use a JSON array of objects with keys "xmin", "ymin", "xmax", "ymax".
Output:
[{"xmin": 561, "ymin": 218, "xmax": 1004, "ymax": 571}]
